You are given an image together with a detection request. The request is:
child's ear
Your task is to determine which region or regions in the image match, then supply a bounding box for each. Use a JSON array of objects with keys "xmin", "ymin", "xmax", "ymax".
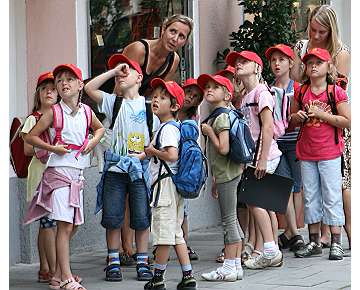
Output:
[
  {"xmin": 170, "ymin": 103, "xmax": 180, "ymax": 112},
  {"xmin": 137, "ymin": 73, "xmax": 143, "ymax": 84},
  {"xmin": 78, "ymin": 80, "xmax": 84, "ymax": 91},
  {"xmin": 224, "ymin": 92, "xmax": 232, "ymax": 102},
  {"xmin": 289, "ymin": 59, "xmax": 295, "ymax": 69}
]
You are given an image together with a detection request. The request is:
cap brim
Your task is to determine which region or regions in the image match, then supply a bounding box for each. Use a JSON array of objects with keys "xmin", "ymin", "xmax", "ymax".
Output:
[
  {"xmin": 302, "ymin": 53, "xmax": 329, "ymax": 63},
  {"xmin": 53, "ymin": 65, "xmax": 82, "ymax": 81},
  {"xmin": 225, "ymin": 52, "xmax": 242, "ymax": 67},
  {"xmin": 197, "ymin": 74, "xmax": 218, "ymax": 90}
]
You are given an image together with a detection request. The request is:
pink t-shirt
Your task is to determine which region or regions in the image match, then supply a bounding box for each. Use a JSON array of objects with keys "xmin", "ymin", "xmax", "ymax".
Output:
[
  {"xmin": 240, "ymin": 84, "xmax": 282, "ymax": 161},
  {"xmin": 295, "ymin": 84, "xmax": 348, "ymax": 161}
]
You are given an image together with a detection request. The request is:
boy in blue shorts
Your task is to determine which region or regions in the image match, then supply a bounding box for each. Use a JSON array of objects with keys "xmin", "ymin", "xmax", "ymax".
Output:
[
  {"xmin": 144, "ymin": 78, "xmax": 197, "ymax": 290},
  {"xmin": 85, "ymin": 54, "xmax": 153, "ymax": 281}
]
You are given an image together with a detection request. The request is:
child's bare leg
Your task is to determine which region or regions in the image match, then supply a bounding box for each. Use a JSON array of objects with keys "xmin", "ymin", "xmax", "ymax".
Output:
[
  {"xmin": 181, "ymin": 216, "xmax": 189, "ymax": 242},
  {"xmin": 56, "ymin": 221, "xmax": 75, "ymax": 280},
  {"xmin": 342, "ymin": 188, "xmax": 351, "ymax": 248},
  {"xmin": 43, "ymin": 227, "xmax": 57, "ymax": 274},
  {"xmin": 106, "ymin": 228, "xmax": 121, "ymax": 252},
  {"xmin": 135, "ymin": 228, "xmax": 150, "ymax": 254},
  {"xmin": 269, "ymin": 211, "xmax": 278, "ymax": 245},
  {"xmin": 38, "ymin": 227, "xmax": 49, "ymax": 273},
  {"xmin": 154, "ymin": 245, "xmax": 170, "ymax": 265},
  {"xmin": 174, "ymin": 243, "xmax": 190, "ymax": 265}
]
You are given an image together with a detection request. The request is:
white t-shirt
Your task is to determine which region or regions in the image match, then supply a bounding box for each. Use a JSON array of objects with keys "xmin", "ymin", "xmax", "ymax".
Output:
[
  {"xmin": 47, "ymin": 101, "xmax": 90, "ymax": 169},
  {"xmin": 99, "ymin": 92, "xmax": 153, "ymax": 172},
  {"xmin": 150, "ymin": 122, "xmax": 180, "ymax": 185}
]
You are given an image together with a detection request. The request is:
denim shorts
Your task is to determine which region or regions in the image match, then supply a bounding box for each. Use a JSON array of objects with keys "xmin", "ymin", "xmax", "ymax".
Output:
[
  {"xmin": 101, "ymin": 171, "xmax": 151, "ymax": 230},
  {"xmin": 275, "ymin": 141, "xmax": 302, "ymax": 193},
  {"xmin": 301, "ymin": 157, "xmax": 344, "ymax": 226}
]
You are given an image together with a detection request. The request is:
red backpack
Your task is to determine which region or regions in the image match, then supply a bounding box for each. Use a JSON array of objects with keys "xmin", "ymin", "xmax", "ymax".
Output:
[{"xmin": 51, "ymin": 103, "xmax": 92, "ymax": 159}]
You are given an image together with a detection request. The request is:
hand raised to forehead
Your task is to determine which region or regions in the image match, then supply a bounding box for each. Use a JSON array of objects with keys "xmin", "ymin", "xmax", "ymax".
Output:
[{"xmin": 114, "ymin": 63, "xmax": 130, "ymax": 77}]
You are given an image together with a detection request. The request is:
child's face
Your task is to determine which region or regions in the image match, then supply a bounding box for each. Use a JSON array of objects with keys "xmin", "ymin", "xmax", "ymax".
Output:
[
  {"xmin": 55, "ymin": 70, "xmax": 83, "ymax": 101},
  {"xmin": 161, "ymin": 21, "xmax": 190, "ymax": 52},
  {"xmin": 114, "ymin": 63, "xmax": 142, "ymax": 91},
  {"xmin": 183, "ymin": 86, "xmax": 202, "ymax": 109},
  {"xmin": 309, "ymin": 19, "xmax": 330, "ymax": 47},
  {"xmin": 39, "ymin": 81, "xmax": 58, "ymax": 107},
  {"xmin": 234, "ymin": 57, "xmax": 256, "ymax": 78},
  {"xmin": 305, "ymin": 56, "xmax": 329, "ymax": 79},
  {"xmin": 204, "ymin": 80, "xmax": 227, "ymax": 105},
  {"xmin": 151, "ymin": 86, "xmax": 178, "ymax": 119},
  {"xmin": 270, "ymin": 51, "xmax": 293, "ymax": 78}
]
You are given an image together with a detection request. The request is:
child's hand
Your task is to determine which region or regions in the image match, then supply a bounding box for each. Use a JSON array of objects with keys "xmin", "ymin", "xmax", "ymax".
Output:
[
  {"xmin": 52, "ymin": 144, "xmax": 71, "ymax": 155},
  {"xmin": 144, "ymin": 144, "xmax": 156, "ymax": 157},
  {"xmin": 201, "ymin": 123, "xmax": 213, "ymax": 136},
  {"xmin": 82, "ymin": 139, "xmax": 97, "ymax": 155},
  {"xmin": 114, "ymin": 63, "xmax": 130, "ymax": 77},
  {"xmin": 211, "ymin": 176, "xmax": 219, "ymax": 199},
  {"xmin": 128, "ymin": 152, "xmax": 146, "ymax": 160},
  {"xmin": 294, "ymin": 110, "xmax": 308, "ymax": 123},
  {"xmin": 255, "ymin": 158, "xmax": 267, "ymax": 179},
  {"xmin": 307, "ymin": 105, "xmax": 326, "ymax": 120}
]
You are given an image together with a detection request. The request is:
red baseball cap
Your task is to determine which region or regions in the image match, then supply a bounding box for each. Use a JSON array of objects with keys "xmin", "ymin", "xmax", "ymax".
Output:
[
  {"xmin": 226, "ymin": 50, "xmax": 263, "ymax": 69},
  {"xmin": 107, "ymin": 53, "xmax": 142, "ymax": 75},
  {"xmin": 197, "ymin": 74, "xmax": 234, "ymax": 100},
  {"xmin": 182, "ymin": 78, "xmax": 204, "ymax": 94},
  {"xmin": 215, "ymin": 66, "xmax": 235, "ymax": 77},
  {"xmin": 151, "ymin": 78, "xmax": 184, "ymax": 108},
  {"xmin": 302, "ymin": 47, "xmax": 331, "ymax": 63},
  {"xmin": 37, "ymin": 71, "xmax": 54, "ymax": 87},
  {"xmin": 265, "ymin": 44, "xmax": 295, "ymax": 60},
  {"xmin": 53, "ymin": 64, "xmax": 83, "ymax": 81}
]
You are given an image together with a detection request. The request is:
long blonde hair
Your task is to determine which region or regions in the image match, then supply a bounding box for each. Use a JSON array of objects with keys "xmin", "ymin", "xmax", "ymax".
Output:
[{"xmin": 308, "ymin": 5, "xmax": 343, "ymax": 61}]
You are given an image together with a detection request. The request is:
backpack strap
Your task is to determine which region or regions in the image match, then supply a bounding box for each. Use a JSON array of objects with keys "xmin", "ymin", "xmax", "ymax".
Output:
[
  {"xmin": 145, "ymin": 99, "xmax": 153, "ymax": 140},
  {"xmin": 201, "ymin": 107, "xmax": 230, "ymax": 124},
  {"xmin": 109, "ymin": 97, "xmax": 123, "ymax": 130},
  {"xmin": 326, "ymin": 83, "xmax": 339, "ymax": 144},
  {"xmin": 51, "ymin": 103, "xmax": 65, "ymax": 145}
]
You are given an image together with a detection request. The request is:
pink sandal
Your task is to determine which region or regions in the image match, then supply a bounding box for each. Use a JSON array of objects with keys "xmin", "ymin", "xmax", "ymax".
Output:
[
  {"xmin": 48, "ymin": 275, "xmax": 83, "ymax": 290},
  {"xmin": 60, "ymin": 277, "xmax": 87, "ymax": 290}
]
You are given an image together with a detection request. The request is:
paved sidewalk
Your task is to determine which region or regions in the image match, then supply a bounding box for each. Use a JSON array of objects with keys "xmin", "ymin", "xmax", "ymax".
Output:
[{"xmin": 10, "ymin": 227, "xmax": 351, "ymax": 290}]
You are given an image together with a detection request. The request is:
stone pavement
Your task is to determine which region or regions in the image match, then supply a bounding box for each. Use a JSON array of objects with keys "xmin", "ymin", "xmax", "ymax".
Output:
[{"xmin": 9, "ymin": 227, "xmax": 351, "ymax": 290}]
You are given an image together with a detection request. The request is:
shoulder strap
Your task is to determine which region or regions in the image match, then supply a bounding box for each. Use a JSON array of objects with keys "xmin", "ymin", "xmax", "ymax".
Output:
[
  {"xmin": 201, "ymin": 107, "xmax": 230, "ymax": 124},
  {"xmin": 139, "ymin": 39, "xmax": 150, "ymax": 74},
  {"xmin": 326, "ymin": 83, "xmax": 339, "ymax": 144},
  {"xmin": 51, "ymin": 103, "xmax": 64, "ymax": 144},
  {"xmin": 31, "ymin": 111, "xmax": 42, "ymax": 122},
  {"xmin": 82, "ymin": 103, "xmax": 92, "ymax": 138},
  {"xmin": 109, "ymin": 97, "xmax": 123, "ymax": 130},
  {"xmin": 145, "ymin": 99, "xmax": 153, "ymax": 140},
  {"xmin": 296, "ymin": 83, "xmax": 310, "ymax": 110},
  {"xmin": 155, "ymin": 121, "xmax": 180, "ymax": 149}
]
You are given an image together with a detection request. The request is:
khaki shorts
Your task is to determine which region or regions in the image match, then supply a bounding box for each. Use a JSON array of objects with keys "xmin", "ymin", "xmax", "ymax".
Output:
[{"xmin": 150, "ymin": 177, "xmax": 185, "ymax": 246}]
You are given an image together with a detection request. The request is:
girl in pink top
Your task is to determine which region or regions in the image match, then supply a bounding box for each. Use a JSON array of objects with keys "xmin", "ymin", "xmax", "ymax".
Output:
[
  {"xmin": 290, "ymin": 48, "xmax": 350, "ymax": 260},
  {"xmin": 226, "ymin": 50, "xmax": 283, "ymax": 270}
]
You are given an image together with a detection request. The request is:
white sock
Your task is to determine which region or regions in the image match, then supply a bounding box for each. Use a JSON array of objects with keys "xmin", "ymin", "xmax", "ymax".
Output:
[
  {"xmin": 222, "ymin": 259, "xmax": 236, "ymax": 274},
  {"xmin": 235, "ymin": 258, "xmax": 242, "ymax": 269},
  {"xmin": 263, "ymin": 241, "xmax": 278, "ymax": 258}
]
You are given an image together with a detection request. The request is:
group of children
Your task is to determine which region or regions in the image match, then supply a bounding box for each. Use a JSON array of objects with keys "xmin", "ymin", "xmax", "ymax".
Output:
[{"xmin": 22, "ymin": 41, "xmax": 350, "ymax": 290}]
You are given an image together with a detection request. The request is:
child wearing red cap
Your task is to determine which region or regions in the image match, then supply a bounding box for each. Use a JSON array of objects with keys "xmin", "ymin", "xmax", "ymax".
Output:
[
  {"xmin": 227, "ymin": 50, "xmax": 284, "ymax": 270},
  {"xmin": 24, "ymin": 64, "xmax": 105, "ymax": 290},
  {"xmin": 85, "ymin": 54, "xmax": 155, "ymax": 282},
  {"xmin": 199, "ymin": 74, "xmax": 244, "ymax": 282},
  {"xmin": 265, "ymin": 44, "xmax": 305, "ymax": 252},
  {"xmin": 290, "ymin": 48, "xmax": 350, "ymax": 260},
  {"xmin": 21, "ymin": 72, "xmax": 58, "ymax": 283},
  {"xmin": 144, "ymin": 79, "xmax": 197, "ymax": 290},
  {"xmin": 177, "ymin": 78, "xmax": 204, "ymax": 262}
]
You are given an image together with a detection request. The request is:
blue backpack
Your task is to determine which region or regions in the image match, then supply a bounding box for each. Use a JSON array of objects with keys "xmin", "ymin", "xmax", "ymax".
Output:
[
  {"xmin": 152, "ymin": 120, "xmax": 208, "ymax": 203},
  {"xmin": 202, "ymin": 107, "xmax": 255, "ymax": 164}
]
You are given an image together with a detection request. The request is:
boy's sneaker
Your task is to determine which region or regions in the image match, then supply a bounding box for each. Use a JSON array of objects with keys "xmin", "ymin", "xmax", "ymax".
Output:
[
  {"xmin": 187, "ymin": 246, "xmax": 199, "ymax": 261},
  {"xmin": 245, "ymin": 250, "xmax": 283, "ymax": 269},
  {"xmin": 144, "ymin": 277, "xmax": 166, "ymax": 290},
  {"xmin": 329, "ymin": 243, "xmax": 344, "ymax": 260},
  {"xmin": 236, "ymin": 267, "xmax": 244, "ymax": 280},
  {"xmin": 201, "ymin": 267, "xmax": 237, "ymax": 282},
  {"xmin": 177, "ymin": 274, "xmax": 197, "ymax": 290},
  {"xmin": 289, "ymin": 235, "xmax": 305, "ymax": 252},
  {"xmin": 295, "ymin": 242, "xmax": 322, "ymax": 258},
  {"xmin": 137, "ymin": 263, "xmax": 153, "ymax": 281},
  {"xmin": 104, "ymin": 263, "xmax": 122, "ymax": 281}
]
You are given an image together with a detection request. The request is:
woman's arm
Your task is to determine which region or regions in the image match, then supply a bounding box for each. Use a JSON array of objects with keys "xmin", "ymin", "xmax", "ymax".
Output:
[
  {"xmin": 335, "ymin": 49, "xmax": 351, "ymax": 77},
  {"xmin": 290, "ymin": 44, "xmax": 304, "ymax": 83},
  {"xmin": 122, "ymin": 41, "xmax": 146, "ymax": 66}
]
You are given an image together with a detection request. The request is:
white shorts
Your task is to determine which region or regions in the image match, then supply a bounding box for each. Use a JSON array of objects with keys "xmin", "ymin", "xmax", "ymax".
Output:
[
  {"xmin": 267, "ymin": 157, "xmax": 281, "ymax": 174},
  {"xmin": 47, "ymin": 167, "xmax": 84, "ymax": 225}
]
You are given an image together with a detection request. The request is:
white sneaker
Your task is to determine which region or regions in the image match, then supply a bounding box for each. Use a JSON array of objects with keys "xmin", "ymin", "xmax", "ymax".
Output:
[
  {"xmin": 201, "ymin": 267, "xmax": 237, "ymax": 282},
  {"xmin": 245, "ymin": 250, "xmax": 283, "ymax": 269},
  {"xmin": 236, "ymin": 266, "xmax": 244, "ymax": 280}
]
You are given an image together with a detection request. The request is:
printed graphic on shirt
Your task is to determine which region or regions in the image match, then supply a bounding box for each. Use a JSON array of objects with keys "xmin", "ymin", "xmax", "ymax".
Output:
[
  {"xmin": 128, "ymin": 132, "xmax": 145, "ymax": 154},
  {"xmin": 131, "ymin": 110, "xmax": 146, "ymax": 123},
  {"xmin": 304, "ymin": 99, "xmax": 332, "ymax": 127}
]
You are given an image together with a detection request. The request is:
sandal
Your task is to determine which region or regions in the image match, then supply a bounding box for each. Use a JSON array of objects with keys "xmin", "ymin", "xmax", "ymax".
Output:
[
  {"xmin": 48, "ymin": 275, "xmax": 82, "ymax": 290},
  {"xmin": 215, "ymin": 248, "xmax": 225, "ymax": 263},
  {"xmin": 60, "ymin": 277, "xmax": 87, "ymax": 290},
  {"xmin": 241, "ymin": 243, "xmax": 254, "ymax": 263},
  {"xmin": 39, "ymin": 270, "xmax": 52, "ymax": 283}
]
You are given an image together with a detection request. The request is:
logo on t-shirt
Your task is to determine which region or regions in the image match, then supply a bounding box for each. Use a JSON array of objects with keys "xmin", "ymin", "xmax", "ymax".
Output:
[
  {"xmin": 304, "ymin": 100, "xmax": 332, "ymax": 127},
  {"xmin": 128, "ymin": 132, "xmax": 145, "ymax": 154},
  {"xmin": 131, "ymin": 110, "xmax": 146, "ymax": 123}
]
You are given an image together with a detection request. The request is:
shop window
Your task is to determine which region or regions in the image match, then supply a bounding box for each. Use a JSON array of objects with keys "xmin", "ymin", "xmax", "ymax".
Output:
[{"xmin": 89, "ymin": 0, "xmax": 192, "ymax": 84}]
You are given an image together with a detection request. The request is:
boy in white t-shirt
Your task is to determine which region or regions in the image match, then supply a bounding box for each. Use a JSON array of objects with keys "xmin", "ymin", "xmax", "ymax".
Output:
[
  {"xmin": 144, "ymin": 79, "xmax": 197, "ymax": 290},
  {"xmin": 85, "ymin": 54, "xmax": 153, "ymax": 282}
]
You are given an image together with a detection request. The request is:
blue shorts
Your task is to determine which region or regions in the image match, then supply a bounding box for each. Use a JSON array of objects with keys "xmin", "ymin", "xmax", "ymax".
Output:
[
  {"xmin": 301, "ymin": 157, "xmax": 344, "ymax": 226},
  {"xmin": 39, "ymin": 216, "xmax": 57, "ymax": 229},
  {"xmin": 275, "ymin": 141, "xmax": 302, "ymax": 193},
  {"xmin": 101, "ymin": 171, "xmax": 151, "ymax": 230}
]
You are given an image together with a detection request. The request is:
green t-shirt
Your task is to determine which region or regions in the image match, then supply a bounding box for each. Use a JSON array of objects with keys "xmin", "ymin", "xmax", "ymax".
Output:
[{"xmin": 208, "ymin": 112, "xmax": 243, "ymax": 184}]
